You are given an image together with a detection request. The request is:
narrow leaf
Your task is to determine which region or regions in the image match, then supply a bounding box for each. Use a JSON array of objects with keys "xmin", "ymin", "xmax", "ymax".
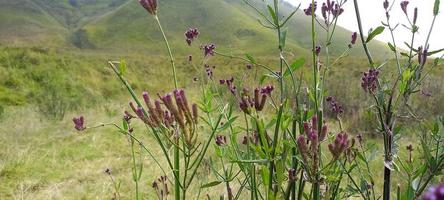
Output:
[
  {"xmin": 283, "ymin": 58, "xmax": 305, "ymax": 77},
  {"xmin": 434, "ymin": 0, "xmax": 440, "ymax": 16},
  {"xmin": 267, "ymin": 5, "xmax": 279, "ymax": 25},
  {"xmin": 201, "ymin": 181, "xmax": 222, "ymax": 188},
  {"xmin": 366, "ymin": 26, "xmax": 385, "ymax": 43}
]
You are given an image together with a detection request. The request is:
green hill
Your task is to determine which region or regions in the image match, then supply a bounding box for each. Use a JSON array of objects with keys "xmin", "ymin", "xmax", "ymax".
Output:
[{"xmin": 0, "ymin": 0, "xmax": 389, "ymax": 56}]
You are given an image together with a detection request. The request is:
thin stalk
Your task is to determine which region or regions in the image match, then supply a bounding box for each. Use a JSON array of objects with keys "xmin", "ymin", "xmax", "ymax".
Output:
[
  {"xmin": 153, "ymin": 14, "xmax": 180, "ymax": 200},
  {"xmin": 353, "ymin": 0, "xmax": 374, "ymax": 66}
]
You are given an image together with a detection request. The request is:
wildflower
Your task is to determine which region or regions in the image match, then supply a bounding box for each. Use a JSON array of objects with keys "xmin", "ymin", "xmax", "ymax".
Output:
[
  {"xmin": 215, "ymin": 135, "xmax": 227, "ymax": 146},
  {"xmin": 288, "ymin": 168, "xmax": 297, "ymax": 182},
  {"xmin": 205, "ymin": 64, "xmax": 213, "ymax": 78},
  {"xmin": 304, "ymin": 2, "xmax": 317, "ymax": 16},
  {"xmin": 361, "ymin": 69, "xmax": 379, "ymax": 93},
  {"xmin": 422, "ymin": 184, "xmax": 444, "ymax": 200},
  {"xmin": 331, "ymin": 4, "xmax": 344, "ymax": 17},
  {"xmin": 188, "ymin": 55, "xmax": 192, "ymax": 62},
  {"xmin": 153, "ymin": 176, "xmax": 169, "ymax": 200},
  {"xmin": 260, "ymin": 85, "xmax": 274, "ymax": 95},
  {"xmin": 326, "ymin": 96, "xmax": 344, "ymax": 115},
  {"xmin": 418, "ymin": 45, "xmax": 429, "ymax": 66},
  {"xmin": 328, "ymin": 132, "xmax": 350, "ymax": 159},
  {"xmin": 350, "ymin": 32, "xmax": 357, "ymax": 45},
  {"xmin": 383, "ymin": 0, "xmax": 389, "ymax": 10},
  {"xmin": 413, "ymin": 7, "xmax": 418, "ymax": 24},
  {"xmin": 139, "ymin": 0, "xmax": 157, "ymax": 15},
  {"xmin": 246, "ymin": 64, "xmax": 253, "ymax": 69},
  {"xmin": 104, "ymin": 168, "xmax": 111, "ymax": 175},
  {"xmin": 73, "ymin": 116, "xmax": 86, "ymax": 131},
  {"xmin": 184, "ymin": 28, "xmax": 199, "ymax": 46},
  {"xmin": 315, "ymin": 45, "xmax": 321, "ymax": 56},
  {"xmin": 202, "ymin": 43, "xmax": 216, "ymax": 57},
  {"xmin": 219, "ymin": 79, "xmax": 226, "ymax": 84},
  {"xmin": 400, "ymin": 1, "xmax": 409, "ymax": 15},
  {"xmin": 296, "ymin": 135, "xmax": 309, "ymax": 164}
]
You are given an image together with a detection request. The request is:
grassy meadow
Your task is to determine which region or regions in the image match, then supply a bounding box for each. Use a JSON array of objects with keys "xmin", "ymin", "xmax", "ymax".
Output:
[{"xmin": 1, "ymin": 0, "xmax": 444, "ymax": 199}]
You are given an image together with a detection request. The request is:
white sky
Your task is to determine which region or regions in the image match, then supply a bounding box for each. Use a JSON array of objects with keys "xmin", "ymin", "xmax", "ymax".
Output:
[{"xmin": 284, "ymin": 0, "xmax": 444, "ymax": 57}]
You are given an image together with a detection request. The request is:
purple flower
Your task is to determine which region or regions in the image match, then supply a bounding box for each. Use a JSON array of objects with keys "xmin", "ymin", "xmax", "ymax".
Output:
[
  {"xmin": 331, "ymin": 4, "xmax": 344, "ymax": 17},
  {"xmin": 205, "ymin": 64, "xmax": 213, "ymax": 78},
  {"xmin": 361, "ymin": 69, "xmax": 379, "ymax": 93},
  {"xmin": 260, "ymin": 85, "xmax": 274, "ymax": 95},
  {"xmin": 400, "ymin": 1, "xmax": 409, "ymax": 15},
  {"xmin": 188, "ymin": 55, "xmax": 192, "ymax": 62},
  {"xmin": 351, "ymin": 32, "xmax": 358, "ymax": 45},
  {"xmin": 304, "ymin": 2, "xmax": 317, "ymax": 16},
  {"xmin": 383, "ymin": 0, "xmax": 389, "ymax": 10},
  {"xmin": 418, "ymin": 45, "xmax": 429, "ymax": 66},
  {"xmin": 215, "ymin": 135, "xmax": 227, "ymax": 146},
  {"xmin": 413, "ymin": 7, "xmax": 418, "ymax": 24},
  {"xmin": 246, "ymin": 64, "xmax": 253, "ymax": 70},
  {"xmin": 184, "ymin": 28, "xmax": 199, "ymax": 46},
  {"xmin": 139, "ymin": 0, "xmax": 157, "ymax": 15},
  {"xmin": 422, "ymin": 184, "xmax": 444, "ymax": 200},
  {"xmin": 288, "ymin": 168, "xmax": 297, "ymax": 182},
  {"xmin": 315, "ymin": 45, "xmax": 321, "ymax": 56},
  {"xmin": 202, "ymin": 43, "xmax": 216, "ymax": 57},
  {"xmin": 328, "ymin": 132, "xmax": 350, "ymax": 159},
  {"xmin": 326, "ymin": 96, "xmax": 344, "ymax": 115},
  {"xmin": 73, "ymin": 116, "xmax": 85, "ymax": 131}
]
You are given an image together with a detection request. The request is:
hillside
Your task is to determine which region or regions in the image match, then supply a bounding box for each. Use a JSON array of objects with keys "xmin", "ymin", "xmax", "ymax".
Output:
[{"xmin": 0, "ymin": 0, "xmax": 390, "ymax": 56}]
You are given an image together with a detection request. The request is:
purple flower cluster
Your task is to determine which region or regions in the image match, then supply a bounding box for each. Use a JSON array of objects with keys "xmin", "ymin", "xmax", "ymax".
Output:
[
  {"xmin": 328, "ymin": 132, "xmax": 350, "ymax": 159},
  {"xmin": 73, "ymin": 116, "xmax": 85, "ymax": 131},
  {"xmin": 152, "ymin": 176, "xmax": 169, "ymax": 199},
  {"xmin": 321, "ymin": 0, "xmax": 344, "ymax": 25},
  {"xmin": 215, "ymin": 135, "xmax": 227, "ymax": 146},
  {"xmin": 138, "ymin": 0, "xmax": 157, "ymax": 15},
  {"xmin": 220, "ymin": 77, "xmax": 236, "ymax": 94},
  {"xmin": 350, "ymin": 32, "xmax": 357, "ymax": 47},
  {"xmin": 418, "ymin": 45, "xmax": 429, "ymax": 66},
  {"xmin": 242, "ymin": 132, "xmax": 259, "ymax": 145},
  {"xmin": 361, "ymin": 69, "xmax": 379, "ymax": 93},
  {"xmin": 326, "ymin": 96, "xmax": 343, "ymax": 115},
  {"xmin": 400, "ymin": 1, "xmax": 409, "ymax": 15},
  {"xmin": 304, "ymin": 2, "xmax": 317, "ymax": 16},
  {"xmin": 205, "ymin": 64, "xmax": 214, "ymax": 78},
  {"xmin": 202, "ymin": 43, "xmax": 216, "ymax": 57},
  {"xmin": 238, "ymin": 85, "xmax": 274, "ymax": 114},
  {"xmin": 184, "ymin": 28, "xmax": 199, "ymax": 46},
  {"xmin": 130, "ymin": 90, "xmax": 199, "ymax": 146},
  {"xmin": 297, "ymin": 116, "xmax": 328, "ymax": 176},
  {"xmin": 422, "ymin": 184, "xmax": 444, "ymax": 200}
]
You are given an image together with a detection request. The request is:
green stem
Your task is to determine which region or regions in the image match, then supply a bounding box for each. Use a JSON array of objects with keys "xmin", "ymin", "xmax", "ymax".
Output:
[
  {"xmin": 154, "ymin": 15, "xmax": 178, "ymax": 89},
  {"xmin": 154, "ymin": 14, "xmax": 181, "ymax": 200},
  {"xmin": 353, "ymin": 0, "xmax": 374, "ymax": 67}
]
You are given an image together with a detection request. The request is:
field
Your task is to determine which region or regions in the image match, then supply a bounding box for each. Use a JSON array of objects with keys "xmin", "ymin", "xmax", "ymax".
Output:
[{"xmin": 1, "ymin": 0, "xmax": 444, "ymax": 199}]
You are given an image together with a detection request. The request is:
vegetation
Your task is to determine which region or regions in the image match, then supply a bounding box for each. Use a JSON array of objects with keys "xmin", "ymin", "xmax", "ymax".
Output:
[{"xmin": 0, "ymin": 0, "xmax": 444, "ymax": 200}]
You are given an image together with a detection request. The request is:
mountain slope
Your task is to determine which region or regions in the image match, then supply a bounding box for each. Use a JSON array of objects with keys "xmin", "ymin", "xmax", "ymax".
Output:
[{"xmin": 0, "ymin": 0, "xmax": 389, "ymax": 57}]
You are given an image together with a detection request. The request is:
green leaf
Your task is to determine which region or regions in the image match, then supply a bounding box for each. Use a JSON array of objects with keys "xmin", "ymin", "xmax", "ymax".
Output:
[
  {"xmin": 366, "ymin": 26, "xmax": 385, "ymax": 43},
  {"xmin": 283, "ymin": 58, "xmax": 305, "ymax": 77},
  {"xmin": 280, "ymin": 28, "xmax": 287, "ymax": 49},
  {"xmin": 267, "ymin": 5, "xmax": 279, "ymax": 25},
  {"xmin": 434, "ymin": 0, "xmax": 440, "ymax": 16},
  {"xmin": 388, "ymin": 42, "xmax": 396, "ymax": 52},
  {"xmin": 427, "ymin": 48, "xmax": 444, "ymax": 56},
  {"xmin": 245, "ymin": 54, "xmax": 256, "ymax": 64},
  {"xmin": 201, "ymin": 181, "xmax": 222, "ymax": 188},
  {"xmin": 218, "ymin": 116, "xmax": 238, "ymax": 132}
]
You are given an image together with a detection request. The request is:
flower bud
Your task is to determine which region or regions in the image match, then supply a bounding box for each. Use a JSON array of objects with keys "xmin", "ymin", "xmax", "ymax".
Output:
[
  {"xmin": 73, "ymin": 116, "xmax": 86, "ymax": 131},
  {"xmin": 139, "ymin": 0, "xmax": 157, "ymax": 15}
]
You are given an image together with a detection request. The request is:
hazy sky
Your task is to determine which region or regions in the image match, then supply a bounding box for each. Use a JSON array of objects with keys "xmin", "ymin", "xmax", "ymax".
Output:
[{"xmin": 284, "ymin": 0, "xmax": 444, "ymax": 57}]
